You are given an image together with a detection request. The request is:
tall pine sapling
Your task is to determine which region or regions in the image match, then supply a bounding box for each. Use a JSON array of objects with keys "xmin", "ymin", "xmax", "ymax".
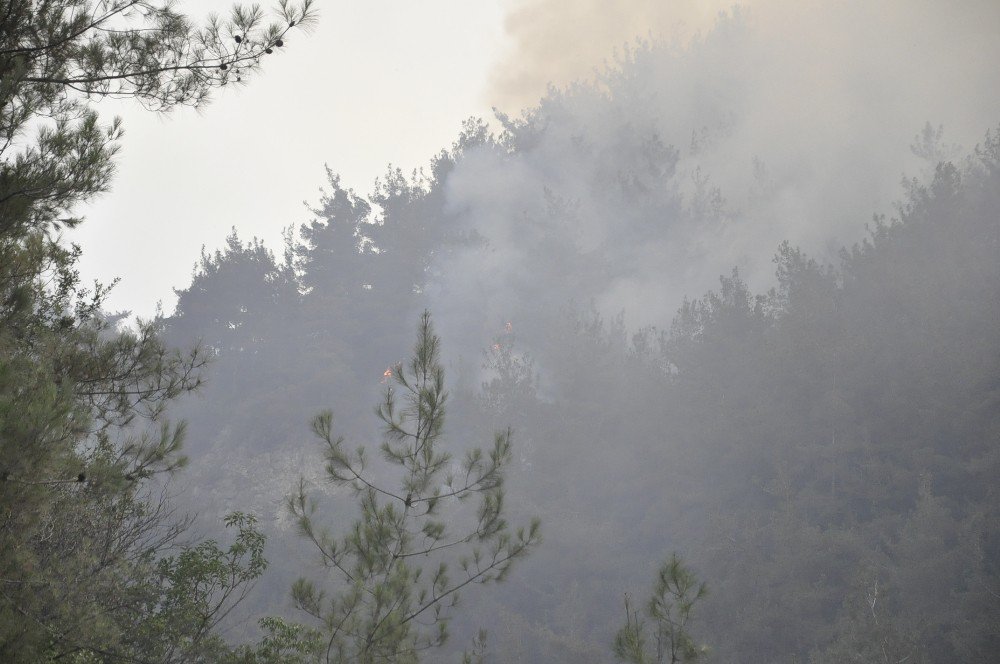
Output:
[
  {"xmin": 614, "ymin": 554, "xmax": 708, "ymax": 664},
  {"xmin": 289, "ymin": 311, "xmax": 541, "ymax": 663}
]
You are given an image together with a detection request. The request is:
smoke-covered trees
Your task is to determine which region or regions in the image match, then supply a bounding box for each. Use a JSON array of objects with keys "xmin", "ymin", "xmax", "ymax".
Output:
[
  {"xmin": 144, "ymin": 6, "xmax": 1000, "ymax": 651},
  {"xmin": 651, "ymin": 130, "xmax": 1000, "ymax": 662},
  {"xmin": 159, "ymin": 115, "xmax": 1000, "ymax": 660},
  {"xmin": 172, "ymin": 229, "xmax": 299, "ymax": 357},
  {"xmin": 288, "ymin": 312, "xmax": 540, "ymax": 662}
]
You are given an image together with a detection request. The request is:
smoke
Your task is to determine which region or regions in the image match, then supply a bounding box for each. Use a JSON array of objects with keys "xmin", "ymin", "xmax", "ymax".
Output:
[
  {"xmin": 420, "ymin": 0, "xmax": 1000, "ymax": 368},
  {"xmin": 490, "ymin": 0, "xmax": 1000, "ymax": 120},
  {"xmin": 490, "ymin": 0, "xmax": 730, "ymax": 110}
]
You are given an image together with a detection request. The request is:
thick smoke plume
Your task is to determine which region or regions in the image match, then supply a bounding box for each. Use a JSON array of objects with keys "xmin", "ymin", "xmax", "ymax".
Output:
[
  {"xmin": 491, "ymin": 0, "xmax": 730, "ymax": 108},
  {"xmin": 491, "ymin": 0, "xmax": 1000, "ymax": 119},
  {"xmin": 422, "ymin": 0, "xmax": 1000, "ymax": 362}
]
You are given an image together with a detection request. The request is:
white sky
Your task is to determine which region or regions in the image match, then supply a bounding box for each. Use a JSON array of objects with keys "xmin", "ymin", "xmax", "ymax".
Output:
[{"xmin": 71, "ymin": 0, "xmax": 507, "ymax": 318}]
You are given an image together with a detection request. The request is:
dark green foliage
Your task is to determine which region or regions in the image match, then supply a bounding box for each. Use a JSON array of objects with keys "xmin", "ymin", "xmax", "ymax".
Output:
[
  {"xmin": 0, "ymin": 1, "xmax": 314, "ymax": 659},
  {"xmin": 0, "ymin": 298, "xmax": 209, "ymax": 660},
  {"xmin": 128, "ymin": 512, "xmax": 270, "ymax": 663},
  {"xmin": 227, "ymin": 617, "xmax": 325, "ymax": 664},
  {"xmin": 2, "ymin": 0, "xmax": 316, "ymax": 112},
  {"xmin": 143, "ymin": 513, "xmax": 266, "ymax": 657}
]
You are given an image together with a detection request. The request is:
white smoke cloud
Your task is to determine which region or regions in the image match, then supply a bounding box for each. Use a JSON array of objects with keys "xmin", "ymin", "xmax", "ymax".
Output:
[{"xmin": 422, "ymin": 0, "xmax": 1000, "ymax": 366}]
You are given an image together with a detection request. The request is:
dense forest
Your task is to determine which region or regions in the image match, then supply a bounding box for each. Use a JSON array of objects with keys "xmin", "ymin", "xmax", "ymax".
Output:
[
  {"xmin": 3, "ymin": 2, "xmax": 998, "ymax": 662},
  {"xmin": 162, "ymin": 121, "xmax": 1000, "ymax": 663}
]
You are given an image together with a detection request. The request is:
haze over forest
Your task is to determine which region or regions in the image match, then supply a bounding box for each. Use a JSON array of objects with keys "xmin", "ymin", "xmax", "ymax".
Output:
[{"xmin": 3, "ymin": 1, "xmax": 999, "ymax": 662}]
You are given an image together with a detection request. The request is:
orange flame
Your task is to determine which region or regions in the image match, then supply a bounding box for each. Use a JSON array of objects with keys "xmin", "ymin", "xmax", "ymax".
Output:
[{"xmin": 381, "ymin": 367, "xmax": 393, "ymax": 384}]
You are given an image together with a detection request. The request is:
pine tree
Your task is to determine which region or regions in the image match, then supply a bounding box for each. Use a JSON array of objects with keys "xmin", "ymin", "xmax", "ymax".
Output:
[
  {"xmin": 0, "ymin": 1, "xmax": 315, "ymax": 658},
  {"xmin": 614, "ymin": 554, "xmax": 708, "ymax": 664},
  {"xmin": 289, "ymin": 311, "xmax": 541, "ymax": 663}
]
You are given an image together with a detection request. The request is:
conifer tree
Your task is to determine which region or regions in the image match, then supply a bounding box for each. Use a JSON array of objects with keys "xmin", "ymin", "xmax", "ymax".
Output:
[
  {"xmin": 0, "ymin": 1, "xmax": 315, "ymax": 658},
  {"xmin": 289, "ymin": 311, "xmax": 541, "ymax": 663},
  {"xmin": 614, "ymin": 554, "xmax": 708, "ymax": 664}
]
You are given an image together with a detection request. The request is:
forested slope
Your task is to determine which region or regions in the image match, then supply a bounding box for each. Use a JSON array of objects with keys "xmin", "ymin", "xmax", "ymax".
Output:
[
  {"xmin": 162, "ymin": 13, "xmax": 1000, "ymax": 661},
  {"xmin": 165, "ymin": 115, "xmax": 1000, "ymax": 664}
]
